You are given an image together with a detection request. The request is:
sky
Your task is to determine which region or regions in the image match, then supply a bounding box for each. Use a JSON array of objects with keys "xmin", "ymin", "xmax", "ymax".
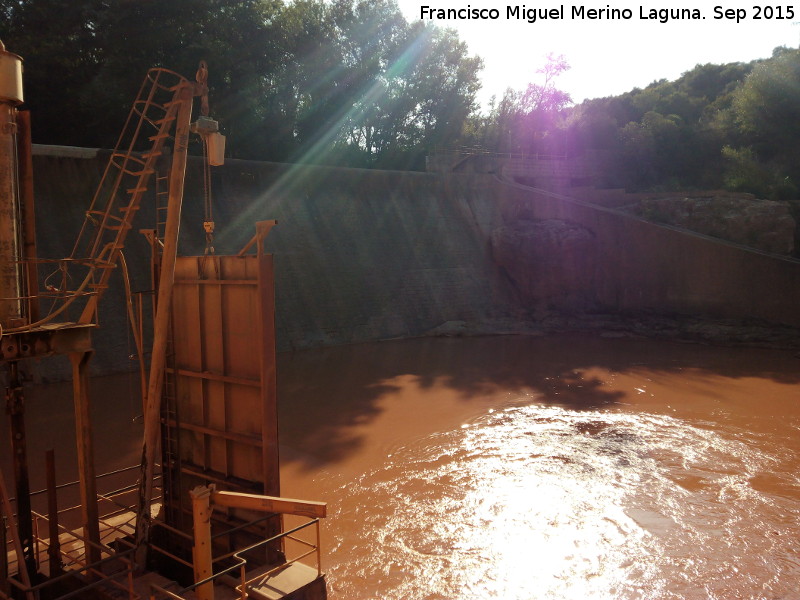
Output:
[{"xmin": 395, "ymin": 0, "xmax": 799, "ymax": 106}]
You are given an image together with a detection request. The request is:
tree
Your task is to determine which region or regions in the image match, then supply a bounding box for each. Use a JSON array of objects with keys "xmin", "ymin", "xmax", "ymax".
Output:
[
  {"xmin": 1, "ymin": 0, "xmax": 105, "ymax": 146},
  {"xmin": 469, "ymin": 53, "xmax": 572, "ymax": 155},
  {"xmin": 731, "ymin": 48, "xmax": 800, "ymax": 159},
  {"xmin": 2, "ymin": 0, "xmax": 482, "ymax": 168},
  {"xmin": 722, "ymin": 48, "xmax": 800, "ymax": 198}
]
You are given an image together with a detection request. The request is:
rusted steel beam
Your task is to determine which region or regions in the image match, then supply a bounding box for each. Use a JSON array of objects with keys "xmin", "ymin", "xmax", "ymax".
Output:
[
  {"xmin": 5, "ymin": 361, "xmax": 35, "ymax": 579},
  {"xmin": 190, "ymin": 486, "xmax": 214, "ymax": 600},
  {"xmin": 0, "ymin": 103, "xmax": 22, "ymax": 326},
  {"xmin": 45, "ymin": 449, "xmax": 63, "ymax": 576},
  {"xmin": 257, "ymin": 251, "xmax": 279, "ymax": 499},
  {"xmin": 0, "ymin": 324, "xmax": 93, "ymax": 362},
  {"xmin": 178, "ymin": 466, "xmax": 261, "ymax": 493},
  {"xmin": 164, "ymin": 419, "xmax": 262, "ymax": 447},
  {"xmin": 135, "ymin": 80, "xmax": 194, "ymax": 561},
  {"xmin": 69, "ymin": 350, "xmax": 101, "ymax": 566},
  {"xmin": 236, "ymin": 220, "xmax": 277, "ymax": 257},
  {"xmin": 0, "ymin": 507, "xmax": 7, "ymax": 596},
  {"xmin": 0, "ymin": 463, "xmax": 33, "ymax": 599},
  {"xmin": 15, "ymin": 110, "xmax": 38, "ymax": 323},
  {"xmin": 166, "ymin": 367, "xmax": 259, "ymax": 388},
  {"xmin": 210, "ymin": 490, "xmax": 327, "ymax": 519}
]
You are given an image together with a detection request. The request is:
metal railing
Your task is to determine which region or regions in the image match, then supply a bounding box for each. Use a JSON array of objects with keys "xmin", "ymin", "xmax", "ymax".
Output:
[
  {"xmin": 1, "ymin": 464, "xmax": 157, "ymax": 600},
  {"xmin": 2, "ymin": 515, "xmax": 138, "ymax": 600},
  {"xmin": 428, "ymin": 145, "xmax": 569, "ymax": 161},
  {"xmin": 147, "ymin": 516, "xmax": 324, "ymax": 600},
  {"xmin": 3, "ymin": 469, "xmax": 325, "ymax": 600}
]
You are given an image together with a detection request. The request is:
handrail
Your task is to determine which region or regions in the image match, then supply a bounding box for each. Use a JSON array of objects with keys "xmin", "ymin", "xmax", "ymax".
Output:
[
  {"xmin": 210, "ymin": 490, "xmax": 326, "ymax": 519},
  {"xmin": 146, "ymin": 519, "xmax": 322, "ymax": 600},
  {"xmin": 235, "ymin": 519, "xmax": 323, "ymax": 589},
  {"xmin": 3, "ymin": 481, "xmax": 326, "ymax": 600},
  {"xmin": 6, "ymin": 463, "xmax": 154, "ymax": 506},
  {"xmin": 2, "ymin": 468, "xmax": 158, "ymax": 596},
  {"xmin": 4, "ymin": 537, "xmax": 136, "ymax": 600},
  {"xmin": 428, "ymin": 146, "xmax": 568, "ymax": 161}
]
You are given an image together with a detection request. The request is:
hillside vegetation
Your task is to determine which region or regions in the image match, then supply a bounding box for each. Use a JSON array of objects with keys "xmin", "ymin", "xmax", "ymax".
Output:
[{"xmin": 3, "ymin": 0, "xmax": 799, "ymax": 201}]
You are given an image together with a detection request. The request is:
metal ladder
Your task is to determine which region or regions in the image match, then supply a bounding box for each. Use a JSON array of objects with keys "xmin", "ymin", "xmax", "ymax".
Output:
[
  {"xmin": 160, "ymin": 331, "xmax": 184, "ymax": 531},
  {"xmin": 154, "ymin": 168, "xmax": 172, "ymax": 246},
  {"xmin": 71, "ymin": 68, "xmax": 191, "ymax": 325}
]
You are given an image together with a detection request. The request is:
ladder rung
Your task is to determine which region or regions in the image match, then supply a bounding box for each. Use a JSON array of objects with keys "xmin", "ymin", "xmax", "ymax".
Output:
[
  {"xmin": 149, "ymin": 133, "xmax": 171, "ymax": 142},
  {"xmin": 112, "ymin": 152, "xmax": 147, "ymax": 166},
  {"xmin": 86, "ymin": 210, "xmax": 125, "ymax": 224},
  {"xmin": 134, "ymin": 99, "xmax": 168, "ymax": 112},
  {"xmin": 127, "ymin": 187, "xmax": 148, "ymax": 194},
  {"xmin": 118, "ymin": 206, "xmax": 140, "ymax": 213},
  {"xmin": 121, "ymin": 168, "xmax": 154, "ymax": 177}
]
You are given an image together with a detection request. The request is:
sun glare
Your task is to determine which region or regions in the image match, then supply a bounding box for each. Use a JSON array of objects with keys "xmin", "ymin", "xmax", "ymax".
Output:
[{"xmin": 395, "ymin": 0, "xmax": 798, "ymax": 105}]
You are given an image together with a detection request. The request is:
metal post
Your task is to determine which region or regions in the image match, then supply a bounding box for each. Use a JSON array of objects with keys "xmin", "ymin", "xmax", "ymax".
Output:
[
  {"xmin": 45, "ymin": 449, "xmax": 62, "ymax": 576},
  {"xmin": 0, "ymin": 514, "xmax": 8, "ymax": 596},
  {"xmin": 5, "ymin": 361, "xmax": 35, "ymax": 578},
  {"xmin": 135, "ymin": 81, "xmax": 194, "ymax": 565},
  {"xmin": 190, "ymin": 485, "xmax": 214, "ymax": 600},
  {"xmin": 16, "ymin": 110, "xmax": 37, "ymax": 324},
  {"xmin": 0, "ymin": 102, "xmax": 22, "ymax": 327},
  {"xmin": 69, "ymin": 350, "xmax": 101, "ymax": 566},
  {"xmin": 0, "ymin": 458, "xmax": 32, "ymax": 599},
  {"xmin": 257, "ymin": 247, "xmax": 282, "ymax": 564}
]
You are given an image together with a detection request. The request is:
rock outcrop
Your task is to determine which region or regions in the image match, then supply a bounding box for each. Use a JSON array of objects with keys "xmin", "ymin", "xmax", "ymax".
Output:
[
  {"xmin": 491, "ymin": 219, "xmax": 597, "ymax": 315},
  {"xmin": 630, "ymin": 195, "xmax": 796, "ymax": 255}
]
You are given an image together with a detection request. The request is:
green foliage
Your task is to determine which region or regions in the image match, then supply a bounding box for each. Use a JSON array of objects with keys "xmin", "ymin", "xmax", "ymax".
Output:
[
  {"xmin": 1, "ymin": 0, "xmax": 482, "ymax": 168},
  {"xmin": 4, "ymin": 0, "xmax": 800, "ymax": 188},
  {"xmin": 731, "ymin": 48, "xmax": 800, "ymax": 150},
  {"xmin": 462, "ymin": 53, "xmax": 572, "ymax": 156},
  {"xmin": 445, "ymin": 49, "xmax": 783, "ymax": 195},
  {"xmin": 722, "ymin": 146, "xmax": 798, "ymax": 200},
  {"xmin": 549, "ymin": 58, "xmax": 761, "ymax": 192}
]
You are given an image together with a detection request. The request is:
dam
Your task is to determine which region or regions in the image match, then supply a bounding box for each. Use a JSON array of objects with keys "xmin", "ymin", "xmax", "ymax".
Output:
[
  {"xmin": 19, "ymin": 143, "xmax": 800, "ymax": 597},
  {"xmin": 29, "ymin": 148, "xmax": 800, "ymax": 375},
  {"xmin": 1, "ymin": 10, "xmax": 799, "ymax": 594},
  {"xmin": 4, "ymin": 117, "xmax": 800, "ymax": 598}
]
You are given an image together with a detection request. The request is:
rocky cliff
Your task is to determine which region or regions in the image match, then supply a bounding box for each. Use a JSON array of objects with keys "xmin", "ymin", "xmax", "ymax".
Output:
[{"xmin": 629, "ymin": 194, "xmax": 796, "ymax": 255}]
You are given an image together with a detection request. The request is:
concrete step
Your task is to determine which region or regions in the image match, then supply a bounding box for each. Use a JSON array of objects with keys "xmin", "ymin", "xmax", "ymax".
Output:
[{"xmin": 248, "ymin": 562, "xmax": 320, "ymax": 600}]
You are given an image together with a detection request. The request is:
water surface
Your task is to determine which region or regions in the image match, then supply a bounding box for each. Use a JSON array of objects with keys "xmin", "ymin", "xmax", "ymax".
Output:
[{"xmin": 277, "ymin": 334, "xmax": 800, "ymax": 599}]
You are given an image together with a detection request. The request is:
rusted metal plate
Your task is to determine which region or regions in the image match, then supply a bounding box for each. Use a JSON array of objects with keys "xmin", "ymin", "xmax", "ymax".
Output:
[
  {"xmin": 165, "ymin": 253, "xmax": 279, "ymax": 529},
  {"xmin": 0, "ymin": 323, "xmax": 94, "ymax": 361}
]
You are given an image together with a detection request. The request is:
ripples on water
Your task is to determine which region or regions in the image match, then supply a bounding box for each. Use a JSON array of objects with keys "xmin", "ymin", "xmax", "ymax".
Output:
[
  {"xmin": 322, "ymin": 404, "xmax": 800, "ymax": 599},
  {"xmin": 278, "ymin": 338, "xmax": 800, "ymax": 599}
]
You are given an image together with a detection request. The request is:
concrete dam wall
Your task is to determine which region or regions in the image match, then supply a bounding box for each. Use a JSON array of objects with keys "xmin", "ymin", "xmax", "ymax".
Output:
[{"xmin": 29, "ymin": 149, "xmax": 800, "ymax": 377}]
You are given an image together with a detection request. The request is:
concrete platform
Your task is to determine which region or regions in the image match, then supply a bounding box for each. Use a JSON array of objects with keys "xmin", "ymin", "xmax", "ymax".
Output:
[{"xmin": 247, "ymin": 563, "xmax": 324, "ymax": 600}]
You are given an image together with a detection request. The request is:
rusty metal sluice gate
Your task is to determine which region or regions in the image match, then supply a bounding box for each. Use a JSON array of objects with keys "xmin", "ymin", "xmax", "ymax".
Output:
[{"xmin": 0, "ymin": 44, "xmax": 327, "ymax": 600}]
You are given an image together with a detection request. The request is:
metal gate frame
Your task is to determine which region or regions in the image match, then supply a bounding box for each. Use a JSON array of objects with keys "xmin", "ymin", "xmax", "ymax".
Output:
[{"xmin": 162, "ymin": 222, "xmax": 279, "ymax": 535}]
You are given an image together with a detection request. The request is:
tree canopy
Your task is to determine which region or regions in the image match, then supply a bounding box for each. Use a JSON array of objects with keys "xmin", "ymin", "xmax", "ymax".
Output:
[
  {"xmin": 3, "ymin": 0, "xmax": 799, "ymax": 191},
  {"xmin": 1, "ymin": 0, "xmax": 482, "ymax": 168}
]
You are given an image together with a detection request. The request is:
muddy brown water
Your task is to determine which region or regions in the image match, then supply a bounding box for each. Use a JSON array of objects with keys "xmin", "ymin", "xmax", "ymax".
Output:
[
  {"xmin": 276, "ymin": 334, "xmax": 800, "ymax": 600},
  {"xmin": 3, "ymin": 334, "xmax": 800, "ymax": 599}
]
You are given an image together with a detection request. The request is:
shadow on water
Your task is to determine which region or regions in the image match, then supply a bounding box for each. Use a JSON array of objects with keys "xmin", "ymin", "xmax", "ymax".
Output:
[{"xmin": 277, "ymin": 332, "xmax": 800, "ymax": 470}]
